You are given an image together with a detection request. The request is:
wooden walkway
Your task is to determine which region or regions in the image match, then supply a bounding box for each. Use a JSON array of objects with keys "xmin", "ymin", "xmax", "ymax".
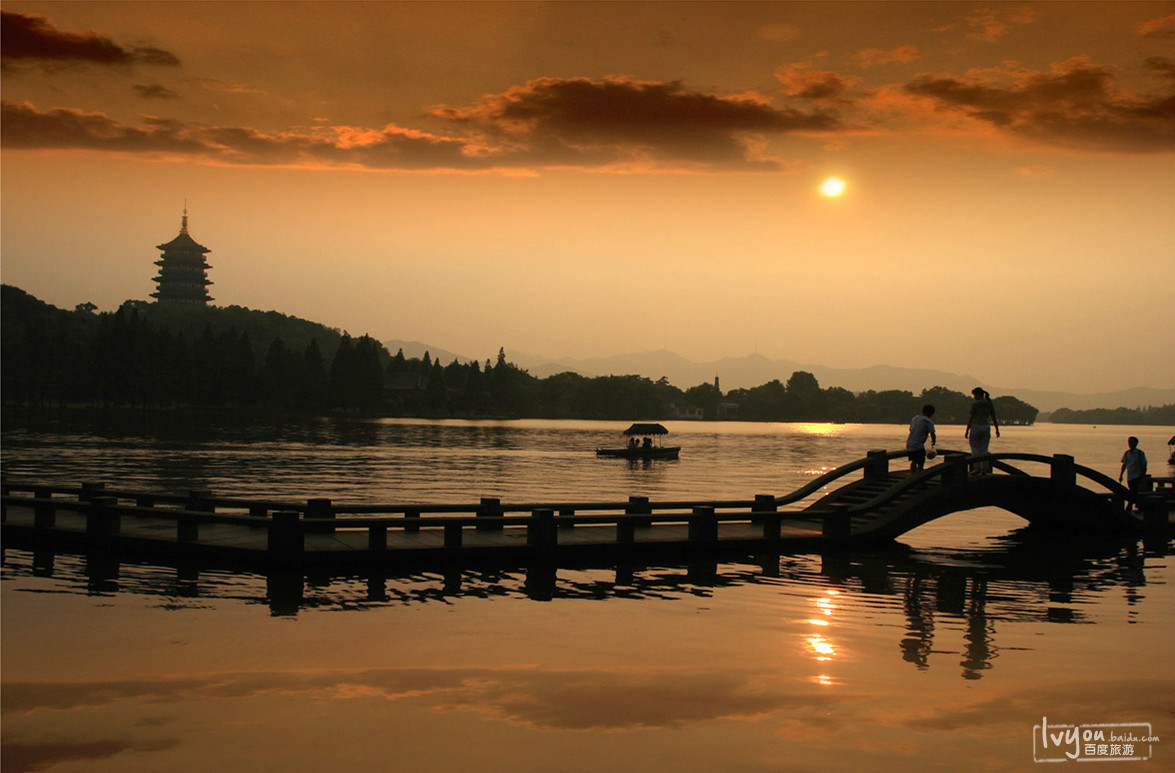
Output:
[{"xmin": 3, "ymin": 450, "xmax": 1170, "ymax": 570}]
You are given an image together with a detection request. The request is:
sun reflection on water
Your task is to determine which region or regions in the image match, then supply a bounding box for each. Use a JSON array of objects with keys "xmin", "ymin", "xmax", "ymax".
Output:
[
  {"xmin": 805, "ymin": 589, "xmax": 841, "ymax": 673},
  {"xmin": 792, "ymin": 422, "xmax": 845, "ymax": 437}
]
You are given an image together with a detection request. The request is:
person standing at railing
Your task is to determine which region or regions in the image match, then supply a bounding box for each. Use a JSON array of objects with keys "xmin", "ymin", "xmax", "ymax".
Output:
[
  {"xmin": 906, "ymin": 404, "xmax": 937, "ymax": 473},
  {"xmin": 965, "ymin": 388, "xmax": 1000, "ymax": 474},
  {"xmin": 1118, "ymin": 436, "xmax": 1148, "ymax": 509}
]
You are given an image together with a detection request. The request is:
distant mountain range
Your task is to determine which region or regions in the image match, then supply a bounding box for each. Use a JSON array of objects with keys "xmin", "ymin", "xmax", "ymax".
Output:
[{"xmin": 383, "ymin": 340, "xmax": 1175, "ymax": 414}]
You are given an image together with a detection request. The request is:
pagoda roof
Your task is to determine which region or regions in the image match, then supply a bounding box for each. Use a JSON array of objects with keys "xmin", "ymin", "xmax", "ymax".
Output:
[{"xmin": 156, "ymin": 230, "xmax": 210, "ymax": 253}]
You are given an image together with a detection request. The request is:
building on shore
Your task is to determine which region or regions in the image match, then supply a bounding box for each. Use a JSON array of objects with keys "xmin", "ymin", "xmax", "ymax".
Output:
[{"xmin": 151, "ymin": 207, "xmax": 213, "ymax": 305}]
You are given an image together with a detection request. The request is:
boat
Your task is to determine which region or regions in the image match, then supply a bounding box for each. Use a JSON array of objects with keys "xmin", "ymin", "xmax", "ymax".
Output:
[
  {"xmin": 596, "ymin": 422, "xmax": 681, "ymax": 460},
  {"xmin": 1168, "ymin": 435, "xmax": 1174, "ymax": 465}
]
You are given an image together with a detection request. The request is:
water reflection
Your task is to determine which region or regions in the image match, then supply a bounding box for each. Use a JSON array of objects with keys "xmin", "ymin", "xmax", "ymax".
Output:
[{"xmin": 3, "ymin": 527, "xmax": 1157, "ymax": 683}]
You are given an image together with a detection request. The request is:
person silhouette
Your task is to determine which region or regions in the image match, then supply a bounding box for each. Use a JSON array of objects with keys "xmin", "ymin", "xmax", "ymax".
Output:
[
  {"xmin": 964, "ymin": 388, "xmax": 999, "ymax": 474},
  {"xmin": 905, "ymin": 404, "xmax": 937, "ymax": 472},
  {"xmin": 1118, "ymin": 436, "xmax": 1148, "ymax": 507}
]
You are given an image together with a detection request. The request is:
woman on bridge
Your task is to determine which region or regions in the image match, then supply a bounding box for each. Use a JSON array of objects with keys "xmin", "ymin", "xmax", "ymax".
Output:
[{"xmin": 965, "ymin": 388, "xmax": 1000, "ymax": 474}]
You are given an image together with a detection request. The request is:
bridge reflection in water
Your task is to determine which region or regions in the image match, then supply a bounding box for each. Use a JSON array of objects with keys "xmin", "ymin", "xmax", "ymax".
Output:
[{"xmin": 3, "ymin": 516, "xmax": 1157, "ymax": 681}]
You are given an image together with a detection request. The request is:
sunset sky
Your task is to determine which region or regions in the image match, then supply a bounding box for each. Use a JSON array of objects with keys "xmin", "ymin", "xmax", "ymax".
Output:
[{"xmin": 2, "ymin": 1, "xmax": 1173, "ymax": 394}]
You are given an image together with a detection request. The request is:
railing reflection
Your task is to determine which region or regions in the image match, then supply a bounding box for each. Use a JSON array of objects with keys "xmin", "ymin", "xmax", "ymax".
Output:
[{"xmin": 2, "ymin": 529, "xmax": 1157, "ymax": 680}]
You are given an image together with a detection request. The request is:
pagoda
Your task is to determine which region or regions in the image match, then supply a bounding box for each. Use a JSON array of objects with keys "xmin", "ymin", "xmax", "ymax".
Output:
[{"xmin": 151, "ymin": 207, "xmax": 213, "ymax": 305}]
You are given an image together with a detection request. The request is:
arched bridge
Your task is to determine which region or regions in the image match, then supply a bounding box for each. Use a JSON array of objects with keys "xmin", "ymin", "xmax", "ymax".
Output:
[
  {"xmin": 781, "ymin": 449, "xmax": 1164, "ymax": 543},
  {"xmin": 2, "ymin": 450, "xmax": 1169, "ymax": 569}
]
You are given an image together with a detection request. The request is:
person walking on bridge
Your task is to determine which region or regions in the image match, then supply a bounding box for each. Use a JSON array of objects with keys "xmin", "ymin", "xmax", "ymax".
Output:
[
  {"xmin": 906, "ymin": 404, "xmax": 937, "ymax": 472},
  {"xmin": 965, "ymin": 388, "xmax": 1000, "ymax": 474},
  {"xmin": 1118, "ymin": 436, "xmax": 1148, "ymax": 504}
]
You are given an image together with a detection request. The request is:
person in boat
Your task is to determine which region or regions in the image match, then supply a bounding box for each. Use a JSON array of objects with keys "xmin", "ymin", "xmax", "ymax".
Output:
[
  {"xmin": 905, "ymin": 404, "xmax": 937, "ymax": 473},
  {"xmin": 642, "ymin": 436, "xmax": 652, "ymax": 449}
]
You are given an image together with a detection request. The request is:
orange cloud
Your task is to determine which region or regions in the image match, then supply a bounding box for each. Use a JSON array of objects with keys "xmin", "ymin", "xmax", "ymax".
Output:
[
  {"xmin": 963, "ymin": 6, "xmax": 1037, "ymax": 43},
  {"xmin": 775, "ymin": 63, "xmax": 856, "ymax": 102},
  {"xmin": 856, "ymin": 45, "xmax": 921, "ymax": 69},
  {"xmin": 1138, "ymin": 13, "xmax": 1175, "ymax": 39}
]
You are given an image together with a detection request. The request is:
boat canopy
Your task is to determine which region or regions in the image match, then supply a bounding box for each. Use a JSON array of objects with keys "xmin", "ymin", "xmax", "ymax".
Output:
[{"xmin": 623, "ymin": 423, "xmax": 668, "ymax": 436}]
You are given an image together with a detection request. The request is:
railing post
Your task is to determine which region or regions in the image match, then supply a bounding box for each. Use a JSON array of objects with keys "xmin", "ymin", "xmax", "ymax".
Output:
[
  {"xmin": 34, "ymin": 487, "xmax": 55, "ymax": 529},
  {"xmin": 368, "ymin": 523, "xmax": 388, "ymax": 552},
  {"xmin": 822, "ymin": 503, "xmax": 852, "ymax": 542},
  {"xmin": 942, "ymin": 457, "xmax": 968, "ymax": 487},
  {"xmin": 268, "ymin": 512, "xmax": 304, "ymax": 562},
  {"xmin": 306, "ymin": 498, "xmax": 334, "ymax": 534},
  {"xmin": 689, "ymin": 506, "xmax": 718, "ymax": 545},
  {"xmin": 558, "ymin": 507, "xmax": 576, "ymax": 530},
  {"xmin": 187, "ymin": 490, "xmax": 214, "ymax": 512},
  {"xmin": 1141, "ymin": 496, "xmax": 1167, "ymax": 540},
  {"xmin": 177, "ymin": 514, "xmax": 199, "ymax": 543},
  {"xmin": 617, "ymin": 516, "xmax": 636, "ymax": 544},
  {"xmin": 1050, "ymin": 454, "xmax": 1076, "ymax": 487},
  {"xmin": 80, "ymin": 482, "xmax": 106, "ymax": 502},
  {"xmin": 477, "ymin": 497, "xmax": 503, "ymax": 531},
  {"xmin": 444, "ymin": 522, "xmax": 463, "ymax": 548},
  {"xmin": 864, "ymin": 450, "xmax": 889, "ymax": 482},
  {"xmin": 626, "ymin": 496, "xmax": 652, "ymax": 527},
  {"xmin": 404, "ymin": 508, "xmax": 421, "ymax": 533},
  {"xmin": 528, "ymin": 508, "xmax": 557, "ymax": 550},
  {"xmin": 754, "ymin": 494, "xmax": 780, "ymax": 539},
  {"xmin": 86, "ymin": 496, "xmax": 120, "ymax": 537}
]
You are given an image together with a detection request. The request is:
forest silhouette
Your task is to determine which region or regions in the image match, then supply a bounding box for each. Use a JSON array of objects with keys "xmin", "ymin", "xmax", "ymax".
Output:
[{"xmin": 2, "ymin": 285, "xmax": 1042, "ymax": 424}]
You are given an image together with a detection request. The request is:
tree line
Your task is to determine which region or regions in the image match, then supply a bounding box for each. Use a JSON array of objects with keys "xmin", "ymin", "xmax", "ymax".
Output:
[
  {"xmin": 1048, "ymin": 405, "xmax": 1175, "ymax": 425},
  {"xmin": 1, "ymin": 285, "xmax": 1039, "ymax": 424}
]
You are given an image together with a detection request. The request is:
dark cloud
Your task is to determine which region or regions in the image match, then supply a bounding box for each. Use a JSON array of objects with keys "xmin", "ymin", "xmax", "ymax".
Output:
[
  {"xmin": 1, "ymin": 740, "xmax": 133, "ymax": 773},
  {"xmin": 904, "ymin": 58, "xmax": 1175, "ymax": 153},
  {"xmin": 429, "ymin": 76, "xmax": 843, "ymax": 170},
  {"xmin": 2, "ymin": 76, "xmax": 846, "ymax": 173},
  {"xmin": 0, "ymin": 10, "xmax": 180, "ymax": 70},
  {"xmin": 133, "ymin": 83, "xmax": 179, "ymax": 100}
]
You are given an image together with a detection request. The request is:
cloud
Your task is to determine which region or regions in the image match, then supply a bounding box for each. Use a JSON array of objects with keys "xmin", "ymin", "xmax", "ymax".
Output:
[
  {"xmin": 1, "ymin": 666, "xmax": 836, "ymax": 732},
  {"xmin": 1138, "ymin": 13, "xmax": 1175, "ymax": 40},
  {"xmin": 963, "ymin": 6, "xmax": 1038, "ymax": 42},
  {"xmin": 855, "ymin": 45, "xmax": 921, "ymax": 69},
  {"xmin": 0, "ymin": 11, "xmax": 180, "ymax": 71},
  {"xmin": 0, "ymin": 101, "xmax": 478, "ymax": 169},
  {"xmin": 427, "ymin": 76, "xmax": 844, "ymax": 170},
  {"xmin": 775, "ymin": 63, "xmax": 855, "ymax": 102},
  {"xmin": 2, "ymin": 77, "xmax": 845, "ymax": 173},
  {"xmin": 133, "ymin": 83, "xmax": 179, "ymax": 100},
  {"xmin": 903, "ymin": 57, "xmax": 1175, "ymax": 152},
  {"xmin": 1, "ymin": 739, "xmax": 142, "ymax": 773},
  {"xmin": 899, "ymin": 679, "xmax": 1171, "ymax": 732}
]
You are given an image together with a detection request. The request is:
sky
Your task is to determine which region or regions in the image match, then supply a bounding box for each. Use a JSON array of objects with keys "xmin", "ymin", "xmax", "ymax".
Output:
[{"xmin": 1, "ymin": 1, "xmax": 1173, "ymax": 394}]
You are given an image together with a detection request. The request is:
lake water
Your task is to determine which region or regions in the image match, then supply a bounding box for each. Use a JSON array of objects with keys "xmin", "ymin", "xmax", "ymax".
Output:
[{"xmin": 2, "ymin": 417, "xmax": 1172, "ymax": 773}]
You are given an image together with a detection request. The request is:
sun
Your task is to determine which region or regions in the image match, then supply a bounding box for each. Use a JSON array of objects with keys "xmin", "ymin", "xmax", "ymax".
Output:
[{"xmin": 819, "ymin": 177, "xmax": 846, "ymax": 197}]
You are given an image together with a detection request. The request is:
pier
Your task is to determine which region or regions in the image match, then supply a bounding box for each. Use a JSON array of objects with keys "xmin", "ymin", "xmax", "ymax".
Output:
[{"xmin": 3, "ymin": 450, "xmax": 1171, "ymax": 571}]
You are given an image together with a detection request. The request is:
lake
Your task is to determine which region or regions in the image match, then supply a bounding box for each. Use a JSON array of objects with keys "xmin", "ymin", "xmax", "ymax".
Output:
[{"xmin": 2, "ymin": 416, "xmax": 1172, "ymax": 773}]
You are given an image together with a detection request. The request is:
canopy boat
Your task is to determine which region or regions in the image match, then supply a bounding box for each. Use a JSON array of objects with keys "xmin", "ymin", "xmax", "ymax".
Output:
[
  {"xmin": 1168, "ymin": 435, "xmax": 1174, "ymax": 465},
  {"xmin": 596, "ymin": 423, "xmax": 681, "ymax": 460}
]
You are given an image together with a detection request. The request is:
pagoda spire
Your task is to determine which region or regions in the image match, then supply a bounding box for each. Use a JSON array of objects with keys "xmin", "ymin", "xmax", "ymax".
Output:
[{"xmin": 181, "ymin": 200, "xmax": 189, "ymax": 234}]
